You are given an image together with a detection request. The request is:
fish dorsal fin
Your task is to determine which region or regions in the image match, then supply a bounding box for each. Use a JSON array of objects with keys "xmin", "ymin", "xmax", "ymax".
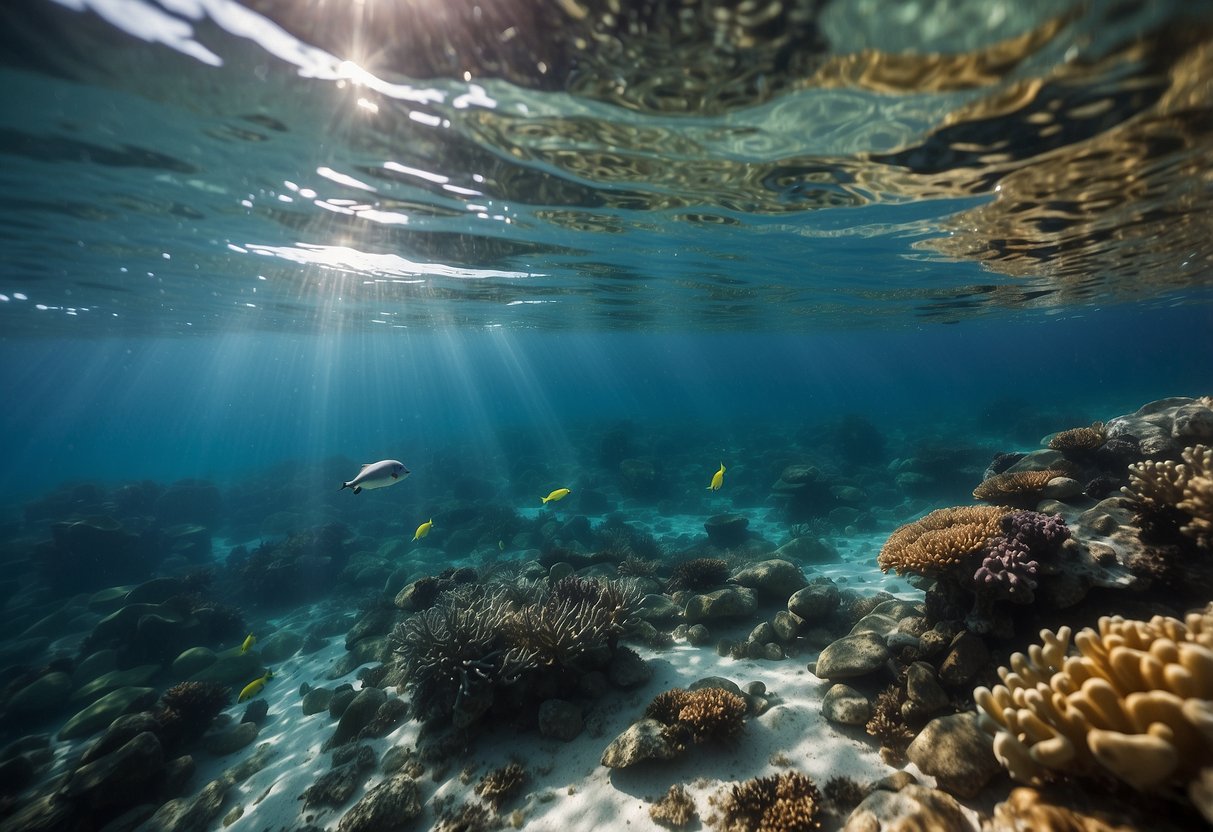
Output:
[{"xmin": 359, "ymin": 463, "xmax": 372, "ymax": 470}]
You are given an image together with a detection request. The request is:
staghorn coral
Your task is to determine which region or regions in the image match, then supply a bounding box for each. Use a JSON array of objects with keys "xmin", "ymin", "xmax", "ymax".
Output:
[
  {"xmin": 645, "ymin": 687, "xmax": 748, "ymax": 749},
  {"xmin": 1049, "ymin": 422, "xmax": 1107, "ymax": 454},
  {"xmin": 504, "ymin": 576, "xmax": 641, "ymax": 670},
  {"xmin": 474, "ymin": 763, "xmax": 527, "ymax": 810},
  {"xmin": 878, "ymin": 506, "xmax": 1007, "ymax": 577},
  {"xmin": 1123, "ymin": 444, "xmax": 1213, "ymax": 548},
  {"xmin": 650, "ymin": 784, "xmax": 697, "ymax": 828},
  {"xmin": 390, "ymin": 586, "xmax": 525, "ymax": 724},
  {"xmin": 973, "ymin": 470, "xmax": 1063, "ymax": 507},
  {"xmin": 709, "ymin": 771, "xmax": 823, "ymax": 832},
  {"xmin": 975, "ymin": 605, "xmax": 1213, "ymax": 791},
  {"xmin": 667, "ymin": 557, "xmax": 731, "ymax": 592}
]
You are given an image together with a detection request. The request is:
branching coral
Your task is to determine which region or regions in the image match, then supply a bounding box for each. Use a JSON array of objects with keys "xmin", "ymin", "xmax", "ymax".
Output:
[
  {"xmin": 878, "ymin": 506, "xmax": 1007, "ymax": 577},
  {"xmin": 645, "ymin": 687, "xmax": 748, "ymax": 749},
  {"xmin": 1123, "ymin": 445, "xmax": 1213, "ymax": 548},
  {"xmin": 391, "ymin": 586, "xmax": 525, "ymax": 725},
  {"xmin": 651, "ymin": 784, "xmax": 697, "ymax": 828},
  {"xmin": 504, "ymin": 576, "xmax": 641, "ymax": 670},
  {"xmin": 986, "ymin": 788, "xmax": 1139, "ymax": 832},
  {"xmin": 1049, "ymin": 422, "xmax": 1107, "ymax": 454},
  {"xmin": 865, "ymin": 684, "xmax": 915, "ymax": 761},
  {"xmin": 974, "ymin": 605, "xmax": 1213, "ymax": 791},
  {"xmin": 667, "ymin": 557, "xmax": 731, "ymax": 592},
  {"xmin": 973, "ymin": 470, "xmax": 1063, "ymax": 507},
  {"xmin": 709, "ymin": 771, "xmax": 823, "ymax": 832},
  {"xmin": 973, "ymin": 511, "xmax": 1070, "ymax": 602}
]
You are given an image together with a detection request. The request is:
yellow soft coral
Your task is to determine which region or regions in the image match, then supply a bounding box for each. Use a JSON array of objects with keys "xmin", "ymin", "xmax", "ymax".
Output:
[
  {"xmin": 878, "ymin": 505, "xmax": 1007, "ymax": 576},
  {"xmin": 974, "ymin": 605, "xmax": 1213, "ymax": 791}
]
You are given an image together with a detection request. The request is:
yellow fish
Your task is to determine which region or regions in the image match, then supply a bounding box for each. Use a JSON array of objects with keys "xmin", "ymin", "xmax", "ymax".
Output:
[
  {"xmin": 238, "ymin": 670, "xmax": 273, "ymax": 703},
  {"xmin": 413, "ymin": 518, "xmax": 433, "ymax": 541},
  {"xmin": 239, "ymin": 633, "xmax": 256, "ymax": 654},
  {"xmin": 708, "ymin": 462, "xmax": 726, "ymax": 491},
  {"xmin": 541, "ymin": 488, "xmax": 571, "ymax": 505}
]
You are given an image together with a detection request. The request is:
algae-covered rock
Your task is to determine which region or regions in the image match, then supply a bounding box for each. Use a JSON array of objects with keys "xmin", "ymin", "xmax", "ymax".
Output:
[
  {"xmin": 59, "ymin": 687, "xmax": 157, "ymax": 740},
  {"xmin": 684, "ymin": 587, "xmax": 758, "ymax": 624},
  {"xmin": 171, "ymin": 646, "xmax": 218, "ymax": 678},
  {"xmin": 73, "ymin": 649, "xmax": 119, "ymax": 687},
  {"xmin": 258, "ymin": 630, "xmax": 303, "ymax": 663},
  {"xmin": 71, "ymin": 665, "xmax": 160, "ymax": 704},
  {"xmin": 730, "ymin": 558, "xmax": 808, "ymax": 600},
  {"xmin": 6, "ymin": 672, "xmax": 72, "ymax": 717},
  {"xmin": 202, "ymin": 722, "xmax": 259, "ymax": 756},
  {"xmin": 814, "ymin": 632, "xmax": 890, "ymax": 680},
  {"xmin": 188, "ymin": 650, "xmax": 263, "ymax": 687},
  {"xmin": 302, "ymin": 687, "xmax": 334, "ymax": 716},
  {"xmin": 601, "ymin": 718, "xmax": 681, "ymax": 767},
  {"xmin": 336, "ymin": 772, "xmax": 422, "ymax": 832}
]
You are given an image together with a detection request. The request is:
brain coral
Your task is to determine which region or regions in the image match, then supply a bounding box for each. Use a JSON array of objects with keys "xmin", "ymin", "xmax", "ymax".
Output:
[
  {"xmin": 973, "ymin": 470, "xmax": 1063, "ymax": 506},
  {"xmin": 974, "ymin": 605, "xmax": 1213, "ymax": 791},
  {"xmin": 878, "ymin": 505, "xmax": 1007, "ymax": 576},
  {"xmin": 1123, "ymin": 444, "xmax": 1213, "ymax": 548}
]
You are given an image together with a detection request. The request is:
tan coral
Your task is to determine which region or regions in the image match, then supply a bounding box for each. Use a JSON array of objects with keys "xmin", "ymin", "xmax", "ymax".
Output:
[
  {"xmin": 1048, "ymin": 422, "xmax": 1106, "ymax": 453},
  {"xmin": 878, "ymin": 505, "xmax": 1007, "ymax": 576},
  {"xmin": 973, "ymin": 470, "xmax": 1063, "ymax": 505},
  {"xmin": 709, "ymin": 771, "xmax": 823, "ymax": 832},
  {"xmin": 974, "ymin": 605, "xmax": 1213, "ymax": 792},
  {"xmin": 651, "ymin": 784, "xmax": 698, "ymax": 829},
  {"xmin": 1177, "ymin": 446, "xmax": 1213, "ymax": 548},
  {"xmin": 984, "ymin": 787, "xmax": 1139, "ymax": 832},
  {"xmin": 1124, "ymin": 444, "xmax": 1213, "ymax": 548}
]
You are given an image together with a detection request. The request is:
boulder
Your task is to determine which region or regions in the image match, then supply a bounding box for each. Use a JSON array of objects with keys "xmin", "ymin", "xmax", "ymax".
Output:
[
  {"xmin": 774, "ymin": 535, "xmax": 839, "ymax": 565},
  {"xmin": 844, "ymin": 784, "xmax": 976, "ymax": 832},
  {"xmin": 607, "ymin": 646, "xmax": 651, "ymax": 689},
  {"xmin": 326, "ymin": 687, "xmax": 387, "ymax": 749},
  {"xmin": 787, "ymin": 582, "xmax": 840, "ymax": 622},
  {"xmin": 822, "ymin": 684, "xmax": 871, "ymax": 726},
  {"xmin": 201, "ymin": 722, "xmax": 259, "ymax": 756},
  {"xmin": 5, "ymin": 672, "xmax": 72, "ymax": 717},
  {"xmin": 814, "ymin": 632, "xmax": 889, "ymax": 680},
  {"xmin": 59, "ymin": 687, "xmax": 157, "ymax": 740},
  {"xmin": 684, "ymin": 587, "xmax": 758, "ymax": 624},
  {"xmin": 906, "ymin": 712, "xmax": 1000, "ymax": 798},
  {"xmin": 731, "ymin": 559, "xmax": 808, "ymax": 599},
  {"xmin": 704, "ymin": 514, "xmax": 750, "ymax": 547},
  {"xmin": 601, "ymin": 719, "xmax": 681, "ymax": 767}
]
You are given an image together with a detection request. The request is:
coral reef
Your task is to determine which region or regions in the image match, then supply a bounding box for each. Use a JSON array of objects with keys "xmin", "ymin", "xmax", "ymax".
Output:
[
  {"xmin": 644, "ymin": 687, "xmax": 748, "ymax": 749},
  {"xmin": 1123, "ymin": 444, "xmax": 1212, "ymax": 549},
  {"xmin": 154, "ymin": 681, "xmax": 230, "ymax": 748},
  {"xmin": 651, "ymin": 784, "xmax": 697, "ymax": 828},
  {"xmin": 985, "ymin": 788, "xmax": 1140, "ymax": 832},
  {"xmin": 975, "ymin": 606, "xmax": 1213, "ymax": 791},
  {"xmin": 878, "ymin": 506, "xmax": 1007, "ymax": 577},
  {"xmin": 973, "ymin": 511, "xmax": 1070, "ymax": 603},
  {"xmin": 709, "ymin": 771, "xmax": 823, "ymax": 832},
  {"xmin": 820, "ymin": 776, "xmax": 868, "ymax": 818},
  {"xmin": 972, "ymin": 469, "xmax": 1063, "ymax": 507},
  {"xmin": 1049, "ymin": 422, "xmax": 1107, "ymax": 455},
  {"xmin": 474, "ymin": 763, "xmax": 526, "ymax": 810},
  {"xmin": 865, "ymin": 684, "xmax": 916, "ymax": 761},
  {"xmin": 667, "ymin": 557, "xmax": 731, "ymax": 592}
]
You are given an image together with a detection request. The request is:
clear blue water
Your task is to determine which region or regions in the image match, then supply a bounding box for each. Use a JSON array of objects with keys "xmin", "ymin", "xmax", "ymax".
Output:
[{"xmin": 1, "ymin": 0, "xmax": 1208, "ymax": 506}]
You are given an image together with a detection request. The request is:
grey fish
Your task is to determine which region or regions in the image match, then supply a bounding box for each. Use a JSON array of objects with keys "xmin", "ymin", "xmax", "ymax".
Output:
[{"xmin": 341, "ymin": 459, "xmax": 409, "ymax": 494}]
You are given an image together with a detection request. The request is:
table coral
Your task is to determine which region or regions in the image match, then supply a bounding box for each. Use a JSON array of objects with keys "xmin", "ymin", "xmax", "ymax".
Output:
[
  {"xmin": 1049, "ymin": 422, "xmax": 1107, "ymax": 454},
  {"xmin": 878, "ymin": 506, "xmax": 1007, "ymax": 577},
  {"xmin": 974, "ymin": 605, "xmax": 1213, "ymax": 792},
  {"xmin": 973, "ymin": 470, "xmax": 1063, "ymax": 507}
]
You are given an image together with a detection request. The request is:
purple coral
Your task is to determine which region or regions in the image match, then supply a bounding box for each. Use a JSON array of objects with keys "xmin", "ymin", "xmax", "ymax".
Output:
[
  {"xmin": 972, "ymin": 511, "xmax": 1069, "ymax": 601},
  {"xmin": 974, "ymin": 537, "xmax": 1039, "ymax": 599}
]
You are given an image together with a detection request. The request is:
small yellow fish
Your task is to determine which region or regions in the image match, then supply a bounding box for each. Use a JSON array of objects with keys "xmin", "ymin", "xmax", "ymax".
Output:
[
  {"xmin": 413, "ymin": 518, "xmax": 433, "ymax": 541},
  {"xmin": 541, "ymin": 488, "xmax": 571, "ymax": 505},
  {"xmin": 708, "ymin": 462, "xmax": 726, "ymax": 491},
  {"xmin": 239, "ymin": 633, "xmax": 256, "ymax": 654},
  {"xmin": 238, "ymin": 670, "xmax": 273, "ymax": 703}
]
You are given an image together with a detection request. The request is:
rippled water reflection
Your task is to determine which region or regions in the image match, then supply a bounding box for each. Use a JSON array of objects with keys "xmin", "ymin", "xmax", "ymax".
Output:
[{"xmin": 1, "ymin": 0, "xmax": 1210, "ymax": 333}]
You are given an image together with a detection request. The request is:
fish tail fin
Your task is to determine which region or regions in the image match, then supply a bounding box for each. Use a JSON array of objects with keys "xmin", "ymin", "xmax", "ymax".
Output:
[
  {"xmin": 340, "ymin": 482, "xmax": 349, "ymax": 491},
  {"xmin": 540, "ymin": 496, "xmax": 548, "ymax": 504}
]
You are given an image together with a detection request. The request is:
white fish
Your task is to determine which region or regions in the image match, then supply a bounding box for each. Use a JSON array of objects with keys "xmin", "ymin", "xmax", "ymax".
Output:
[{"xmin": 340, "ymin": 459, "xmax": 409, "ymax": 494}]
